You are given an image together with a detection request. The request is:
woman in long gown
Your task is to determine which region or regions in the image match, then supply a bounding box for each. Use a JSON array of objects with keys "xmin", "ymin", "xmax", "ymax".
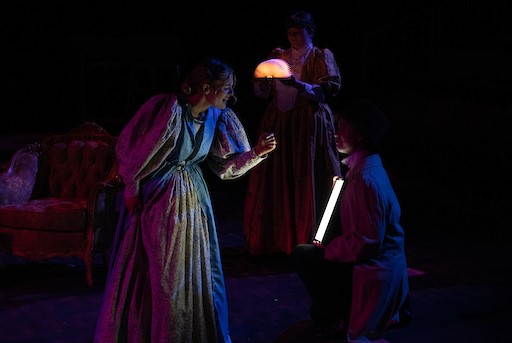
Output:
[
  {"xmin": 94, "ymin": 58, "xmax": 276, "ymax": 343},
  {"xmin": 244, "ymin": 11, "xmax": 342, "ymax": 255}
]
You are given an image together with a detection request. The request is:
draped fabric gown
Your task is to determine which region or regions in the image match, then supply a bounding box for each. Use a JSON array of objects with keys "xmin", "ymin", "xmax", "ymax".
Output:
[{"xmin": 94, "ymin": 94, "xmax": 265, "ymax": 343}]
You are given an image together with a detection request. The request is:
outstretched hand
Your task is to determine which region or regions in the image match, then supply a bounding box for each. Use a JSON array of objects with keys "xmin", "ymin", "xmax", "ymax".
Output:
[
  {"xmin": 255, "ymin": 132, "xmax": 277, "ymax": 157},
  {"xmin": 313, "ymin": 240, "xmax": 325, "ymax": 249}
]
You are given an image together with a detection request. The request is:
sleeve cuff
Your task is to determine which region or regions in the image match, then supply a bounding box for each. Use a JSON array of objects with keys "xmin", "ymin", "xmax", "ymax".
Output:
[{"xmin": 252, "ymin": 148, "xmax": 267, "ymax": 160}]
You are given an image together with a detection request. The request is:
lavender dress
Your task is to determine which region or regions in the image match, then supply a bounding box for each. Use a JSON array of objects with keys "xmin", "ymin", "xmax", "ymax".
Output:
[{"xmin": 94, "ymin": 94, "xmax": 265, "ymax": 343}]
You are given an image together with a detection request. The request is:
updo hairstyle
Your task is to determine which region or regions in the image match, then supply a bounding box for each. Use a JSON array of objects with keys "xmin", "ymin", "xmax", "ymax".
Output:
[{"xmin": 180, "ymin": 58, "xmax": 236, "ymax": 96}]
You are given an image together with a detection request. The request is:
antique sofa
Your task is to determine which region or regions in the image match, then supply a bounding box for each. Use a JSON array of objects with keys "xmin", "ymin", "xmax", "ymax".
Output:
[{"xmin": 0, "ymin": 122, "xmax": 122, "ymax": 286}]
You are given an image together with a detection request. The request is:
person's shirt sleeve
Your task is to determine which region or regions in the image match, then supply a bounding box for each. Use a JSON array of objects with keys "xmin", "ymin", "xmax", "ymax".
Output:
[
  {"xmin": 207, "ymin": 108, "xmax": 266, "ymax": 179},
  {"xmin": 301, "ymin": 48, "xmax": 342, "ymax": 103},
  {"xmin": 317, "ymin": 48, "xmax": 342, "ymax": 100},
  {"xmin": 324, "ymin": 178, "xmax": 386, "ymax": 263},
  {"xmin": 116, "ymin": 94, "xmax": 181, "ymax": 197}
]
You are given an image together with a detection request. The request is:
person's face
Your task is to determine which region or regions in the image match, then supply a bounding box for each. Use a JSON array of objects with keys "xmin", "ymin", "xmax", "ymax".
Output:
[
  {"xmin": 287, "ymin": 28, "xmax": 312, "ymax": 49},
  {"xmin": 334, "ymin": 117, "xmax": 363, "ymax": 155},
  {"xmin": 208, "ymin": 73, "xmax": 235, "ymax": 109}
]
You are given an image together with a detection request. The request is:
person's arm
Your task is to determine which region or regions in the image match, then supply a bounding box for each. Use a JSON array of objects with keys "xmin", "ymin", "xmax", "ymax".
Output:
[
  {"xmin": 253, "ymin": 132, "xmax": 276, "ymax": 158},
  {"xmin": 316, "ymin": 48, "xmax": 342, "ymax": 102},
  {"xmin": 280, "ymin": 48, "xmax": 342, "ymax": 103},
  {"xmin": 116, "ymin": 94, "xmax": 182, "ymax": 211},
  {"xmin": 324, "ymin": 177, "xmax": 385, "ymax": 263},
  {"xmin": 207, "ymin": 109, "xmax": 276, "ymax": 179},
  {"xmin": 279, "ymin": 75, "xmax": 325, "ymax": 102}
]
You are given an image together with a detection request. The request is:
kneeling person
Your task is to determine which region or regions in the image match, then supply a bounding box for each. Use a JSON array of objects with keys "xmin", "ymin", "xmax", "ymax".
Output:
[{"xmin": 292, "ymin": 98, "xmax": 411, "ymax": 342}]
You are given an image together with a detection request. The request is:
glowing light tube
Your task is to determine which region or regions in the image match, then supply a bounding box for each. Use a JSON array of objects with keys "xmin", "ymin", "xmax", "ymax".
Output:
[{"xmin": 314, "ymin": 177, "xmax": 344, "ymax": 243}]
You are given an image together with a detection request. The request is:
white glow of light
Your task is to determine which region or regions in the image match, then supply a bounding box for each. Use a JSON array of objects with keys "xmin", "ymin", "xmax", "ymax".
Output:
[{"xmin": 314, "ymin": 177, "xmax": 344, "ymax": 243}]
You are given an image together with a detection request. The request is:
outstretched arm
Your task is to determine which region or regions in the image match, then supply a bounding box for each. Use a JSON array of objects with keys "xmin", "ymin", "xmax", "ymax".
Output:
[
  {"xmin": 253, "ymin": 132, "xmax": 277, "ymax": 157},
  {"xmin": 207, "ymin": 110, "xmax": 277, "ymax": 179}
]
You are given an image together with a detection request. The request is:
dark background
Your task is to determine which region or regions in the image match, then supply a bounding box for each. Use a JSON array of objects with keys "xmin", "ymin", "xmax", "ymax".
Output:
[
  {"xmin": 1, "ymin": 1, "xmax": 511, "ymax": 238},
  {"xmin": 2, "ymin": 1, "xmax": 509, "ymax": 132}
]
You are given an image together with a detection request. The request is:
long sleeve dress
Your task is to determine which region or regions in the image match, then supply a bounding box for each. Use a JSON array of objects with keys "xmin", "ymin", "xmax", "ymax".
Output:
[
  {"xmin": 94, "ymin": 94, "xmax": 266, "ymax": 343},
  {"xmin": 244, "ymin": 45, "xmax": 342, "ymax": 255}
]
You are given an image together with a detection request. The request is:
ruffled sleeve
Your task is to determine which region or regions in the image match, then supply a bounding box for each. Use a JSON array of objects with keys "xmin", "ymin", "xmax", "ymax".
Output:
[
  {"xmin": 116, "ymin": 94, "xmax": 182, "ymax": 197},
  {"xmin": 304, "ymin": 47, "xmax": 342, "ymax": 102},
  {"xmin": 207, "ymin": 108, "xmax": 265, "ymax": 179},
  {"xmin": 317, "ymin": 48, "xmax": 342, "ymax": 97}
]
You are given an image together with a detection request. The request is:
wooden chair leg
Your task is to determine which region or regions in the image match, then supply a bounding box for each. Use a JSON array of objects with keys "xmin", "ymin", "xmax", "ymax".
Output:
[
  {"xmin": 85, "ymin": 254, "xmax": 93, "ymax": 287},
  {"xmin": 85, "ymin": 229, "xmax": 94, "ymax": 287}
]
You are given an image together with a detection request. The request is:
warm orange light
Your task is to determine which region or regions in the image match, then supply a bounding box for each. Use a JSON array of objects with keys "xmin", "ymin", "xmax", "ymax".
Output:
[{"xmin": 254, "ymin": 59, "xmax": 292, "ymax": 79}]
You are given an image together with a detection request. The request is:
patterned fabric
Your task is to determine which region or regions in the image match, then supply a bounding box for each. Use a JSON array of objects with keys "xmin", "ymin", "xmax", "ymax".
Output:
[
  {"xmin": 95, "ymin": 94, "xmax": 265, "ymax": 343},
  {"xmin": 244, "ymin": 47, "xmax": 342, "ymax": 255},
  {"xmin": 0, "ymin": 147, "xmax": 39, "ymax": 206}
]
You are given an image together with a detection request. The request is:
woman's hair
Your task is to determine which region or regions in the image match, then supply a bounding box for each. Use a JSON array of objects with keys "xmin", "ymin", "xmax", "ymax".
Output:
[
  {"xmin": 180, "ymin": 58, "xmax": 236, "ymax": 96},
  {"xmin": 285, "ymin": 11, "xmax": 315, "ymax": 35}
]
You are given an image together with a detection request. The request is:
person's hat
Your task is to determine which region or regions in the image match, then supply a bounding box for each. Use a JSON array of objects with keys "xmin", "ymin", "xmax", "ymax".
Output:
[{"xmin": 333, "ymin": 97, "xmax": 390, "ymax": 149}]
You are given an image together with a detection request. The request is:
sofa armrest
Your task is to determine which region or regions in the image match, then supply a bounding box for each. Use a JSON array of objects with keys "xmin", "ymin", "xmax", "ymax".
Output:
[{"xmin": 0, "ymin": 144, "xmax": 43, "ymax": 206}]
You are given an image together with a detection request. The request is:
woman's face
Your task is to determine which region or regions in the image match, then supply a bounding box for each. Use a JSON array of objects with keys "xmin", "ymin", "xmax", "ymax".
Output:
[
  {"xmin": 287, "ymin": 28, "xmax": 312, "ymax": 50},
  {"xmin": 209, "ymin": 73, "xmax": 235, "ymax": 109},
  {"xmin": 334, "ymin": 117, "xmax": 362, "ymax": 155}
]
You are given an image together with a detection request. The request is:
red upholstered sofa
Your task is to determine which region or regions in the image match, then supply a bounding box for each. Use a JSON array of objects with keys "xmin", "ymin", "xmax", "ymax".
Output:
[{"xmin": 0, "ymin": 122, "xmax": 122, "ymax": 286}]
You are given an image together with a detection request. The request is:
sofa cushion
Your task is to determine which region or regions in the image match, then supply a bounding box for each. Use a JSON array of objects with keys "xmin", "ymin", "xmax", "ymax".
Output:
[{"xmin": 0, "ymin": 198, "xmax": 87, "ymax": 231}]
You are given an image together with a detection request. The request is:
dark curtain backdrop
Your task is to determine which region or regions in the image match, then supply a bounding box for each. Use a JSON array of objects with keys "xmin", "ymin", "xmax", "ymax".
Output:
[{"xmin": 1, "ymin": 1, "xmax": 511, "ymax": 237}]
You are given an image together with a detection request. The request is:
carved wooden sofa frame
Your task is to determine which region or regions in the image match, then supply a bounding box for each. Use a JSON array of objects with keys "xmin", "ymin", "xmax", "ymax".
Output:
[{"xmin": 0, "ymin": 122, "xmax": 122, "ymax": 286}]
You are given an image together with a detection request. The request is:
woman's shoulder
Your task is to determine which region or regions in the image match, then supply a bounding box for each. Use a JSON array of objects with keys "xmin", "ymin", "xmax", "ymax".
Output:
[
  {"xmin": 217, "ymin": 107, "xmax": 238, "ymax": 121},
  {"xmin": 203, "ymin": 107, "xmax": 231, "ymax": 125},
  {"xmin": 312, "ymin": 46, "xmax": 336, "ymax": 57},
  {"xmin": 146, "ymin": 93, "xmax": 178, "ymax": 105},
  {"xmin": 137, "ymin": 93, "xmax": 181, "ymax": 114},
  {"xmin": 215, "ymin": 107, "xmax": 245, "ymax": 129}
]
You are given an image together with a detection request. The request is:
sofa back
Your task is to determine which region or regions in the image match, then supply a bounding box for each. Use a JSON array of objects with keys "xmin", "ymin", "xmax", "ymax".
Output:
[{"xmin": 40, "ymin": 123, "xmax": 117, "ymax": 200}]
